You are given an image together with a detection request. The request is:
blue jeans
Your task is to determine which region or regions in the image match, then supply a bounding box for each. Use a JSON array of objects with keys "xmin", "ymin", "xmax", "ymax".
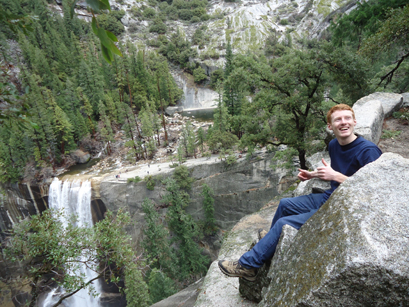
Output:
[{"xmin": 239, "ymin": 193, "xmax": 327, "ymax": 268}]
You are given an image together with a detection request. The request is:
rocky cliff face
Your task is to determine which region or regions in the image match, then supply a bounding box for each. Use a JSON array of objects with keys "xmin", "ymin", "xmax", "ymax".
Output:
[
  {"xmin": 99, "ymin": 150, "xmax": 294, "ymax": 252},
  {"xmin": 108, "ymin": 0, "xmax": 361, "ymax": 110}
]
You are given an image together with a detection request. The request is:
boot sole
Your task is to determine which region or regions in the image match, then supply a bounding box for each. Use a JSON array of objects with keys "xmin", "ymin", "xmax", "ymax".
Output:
[{"xmin": 218, "ymin": 262, "xmax": 257, "ymax": 282}]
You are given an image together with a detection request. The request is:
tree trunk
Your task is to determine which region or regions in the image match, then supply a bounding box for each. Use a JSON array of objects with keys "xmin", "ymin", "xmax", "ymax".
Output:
[
  {"xmin": 156, "ymin": 77, "xmax": 167, "ymax": 144},
  {"xmin": 298, "ymin": 148, "xmax": 307, "ymax": 170}
]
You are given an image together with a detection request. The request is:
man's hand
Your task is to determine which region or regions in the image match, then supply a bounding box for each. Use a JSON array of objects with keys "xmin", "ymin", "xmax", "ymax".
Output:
[
  {"xmin": 297, "ymin": 169, "xmax": 317, "ymax": 181},
  {"xmin": 316, "ymin": 158, "xmax": 347, "ymax": 183}
]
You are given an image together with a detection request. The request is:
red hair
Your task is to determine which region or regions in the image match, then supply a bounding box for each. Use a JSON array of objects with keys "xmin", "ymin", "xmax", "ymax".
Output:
[{"xmin": 326, "ymin": 104, "xmax": 355, "ymax": 124}]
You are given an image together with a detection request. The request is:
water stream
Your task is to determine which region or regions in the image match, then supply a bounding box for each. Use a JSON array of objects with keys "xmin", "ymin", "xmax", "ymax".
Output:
[{"xmin": 43, "ymin": 178, "xmax": 102, "ymax": 307}]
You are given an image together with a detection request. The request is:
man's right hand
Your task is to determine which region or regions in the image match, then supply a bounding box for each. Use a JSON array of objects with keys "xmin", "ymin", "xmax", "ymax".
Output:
[{"xmin": 297, "ymin": 169, "xmax": 317, "ymax": 181}]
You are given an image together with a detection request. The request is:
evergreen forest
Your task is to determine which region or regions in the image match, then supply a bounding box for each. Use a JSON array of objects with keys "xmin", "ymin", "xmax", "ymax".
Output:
[{"xmin": 1, "ymin": 0, "xmax": 409, "ymax": 305}]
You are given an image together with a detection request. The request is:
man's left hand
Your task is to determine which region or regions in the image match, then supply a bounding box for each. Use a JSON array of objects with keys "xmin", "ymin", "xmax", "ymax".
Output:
[{"xmin": 317, "ymin": 158, "xmax": 347, "ymax": 183}]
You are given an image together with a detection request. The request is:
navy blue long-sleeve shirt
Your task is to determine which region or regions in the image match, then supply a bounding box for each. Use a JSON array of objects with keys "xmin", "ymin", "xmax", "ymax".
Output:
[{"xmin": 323, "ymin": 136, "xmax": 382, "ymax": 200}]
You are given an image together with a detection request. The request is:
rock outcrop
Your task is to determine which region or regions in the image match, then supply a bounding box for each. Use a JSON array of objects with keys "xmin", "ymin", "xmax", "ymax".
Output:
[
  {"xmin": 194, "ymin": 200, "xmax": 280, "ymax": 307},
  {"xmin": 99, "ymin": 150, "xmax": 294, "ymax": 250},
  {"xmin": 70, "ymin": 149, "xmax": 91, "ymax": 164},
  {"xmin": 239, "ymin": 224, "xmax": 298, "ymax": 303},
  {"xmin": 250, "ymin": 153, "xmax": 409, "ymax": 306},
  {"xmin": 353, "ymin": 92, "xmax": 403, "ymax": 144}
]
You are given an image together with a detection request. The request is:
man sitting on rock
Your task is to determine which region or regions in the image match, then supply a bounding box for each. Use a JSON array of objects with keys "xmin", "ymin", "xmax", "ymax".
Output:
[{"xmin": 218, "ymin": 104, "xmax": 382, "ymax": 281}]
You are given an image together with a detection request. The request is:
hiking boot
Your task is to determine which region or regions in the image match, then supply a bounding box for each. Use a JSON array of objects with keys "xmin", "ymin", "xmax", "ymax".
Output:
[
  {"xmin": 218, "ymin": 260, "xmax": 258, "ymax": 282},
  {"xmin": 258, "ymin": 228, "xmax": 268, "ymax": 241}
]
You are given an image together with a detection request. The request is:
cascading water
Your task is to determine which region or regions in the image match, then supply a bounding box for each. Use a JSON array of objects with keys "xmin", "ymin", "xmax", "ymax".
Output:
[{"xmin": 43, "ymin": 178, "xmax": 102, "ymax": 307}]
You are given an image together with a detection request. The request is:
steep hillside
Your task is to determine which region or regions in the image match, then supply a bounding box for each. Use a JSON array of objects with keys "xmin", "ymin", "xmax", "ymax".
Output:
[{"xmin": 71, "ymin": 0, "xmax": 360, "ymax": 68}]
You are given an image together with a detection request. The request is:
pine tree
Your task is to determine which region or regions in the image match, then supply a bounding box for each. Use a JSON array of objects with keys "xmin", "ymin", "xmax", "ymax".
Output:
[
  {"xmin": 98, "ymin": 101, "xmax": 114, "ymax": 155},
  {"xmin": 201, "ymin": 184, "xmax": 216, "ymax": 235},
  {"xmin": 196, "ymin": 127, "xmax": 206, "ymax": 153},
  {"xmin": 162, "ymin": 178, "xmax": 208, "ymax": 280}
]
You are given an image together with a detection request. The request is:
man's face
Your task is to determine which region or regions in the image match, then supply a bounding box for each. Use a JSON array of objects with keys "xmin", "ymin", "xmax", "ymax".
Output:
[{"xmin": 328, "ymin": 110, "xmax": 357, "ymax": 141}]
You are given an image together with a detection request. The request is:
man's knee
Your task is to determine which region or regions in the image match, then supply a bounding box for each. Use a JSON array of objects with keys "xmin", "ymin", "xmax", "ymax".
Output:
[{"xmin": 278, "ymin": 197, "xmax": 292, "ymax": 209}]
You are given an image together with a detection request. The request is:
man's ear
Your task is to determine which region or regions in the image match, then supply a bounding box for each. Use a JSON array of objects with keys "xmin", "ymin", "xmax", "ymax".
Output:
[{"xmin": 327, "ymin": 123, "xmax": 332, "ymax": 131}]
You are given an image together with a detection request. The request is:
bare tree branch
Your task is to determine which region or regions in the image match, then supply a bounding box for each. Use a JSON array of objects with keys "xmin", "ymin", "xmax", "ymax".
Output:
[
  {"xmin": 51, "ymin": 272, "xmax": 103, "ymax": 307},
  {"xmin": 377, "ymin": 51, "xmax": 409, "ymax": 87}
]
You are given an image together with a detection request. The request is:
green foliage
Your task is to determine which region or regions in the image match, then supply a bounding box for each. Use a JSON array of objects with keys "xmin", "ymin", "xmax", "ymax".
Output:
[
  {"xmin": 196, "ymin": 127, "xmax": 206, "ymax": 153},
  {"xmin": 393, "ymin": 109, "xmax": 409, "ymax": 121},
  {"xmin": 149, "ymin": 17, "xmax": 167, "ymax": 34},
  {"xmin": 0, "ymin": 1, "xmax": 181, "ymax": 180},
  {"xmin": 144, "ymin": 175, "xmax": 156, "ymax": 190},
  {"xmin": 329, "ymin": 0, "xmax": 408, "ymax": 50},
  {"xmin": 4, "ymin": 209, "xmax": 149, "ymax": 307},
  {"xmin": 381, "ymin": 129, "xmax": 402, "ymax": 139},
  {"xmin": 225, "ymin": 149, "xmax": 237, "ymax": 166},
  {"xmin": 271, "ymin": 146, "xmax": 298, "ymax": 171},
  {"xmin": 127, "ymin": 176, "xmax": 142, "ymax": 183},
  {"xmin": 207, "ymin": 129, "xmax": 238, "ymax": 153},
  {"xmin": 141, "ymin": 198, "xmax": 178, "ymax": 278},
  {"xmin": 97, "ymin": 11, "xmax": 125, "ymax": 36},
  {"xmin": 360, "ymin": 4, "xmax": 409, "ymax": 90},
  {"xmin": 148, "ymin": 269, "xmax": 178, "ymax": 304},
  {"xmin": 201, "ymin": 184, "xmax": 217, "ymax": 235},
  {"xmin": 193, "ymin": 67, "xmax": 208, "ymax": 84},
  {"xmin": 180, "ymin": 120, "xmax": 197, "ymax": 157},
  {"xmin": 142, "ymin": 7, "xmax": 156, "ymax": 19},
  {"xmin": 173, "ymin": 165, "xmax": 195, "ymax": 191},
  {"xmin": 280, "ymin": 19, "xmax": 289, "ymax": 25},
  {"xmin": 210, "ymin": 68, "xmax": 224, "ymax": 88},
  {"xmin": 162, "ymin": 178, "xmax": 209, "ymax": 280}
]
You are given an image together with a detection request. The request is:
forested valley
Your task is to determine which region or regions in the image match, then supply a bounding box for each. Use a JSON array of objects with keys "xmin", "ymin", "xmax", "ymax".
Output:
[{"xmin": 1, "ymin": 0, "xmax": 409, "ymax": 306}]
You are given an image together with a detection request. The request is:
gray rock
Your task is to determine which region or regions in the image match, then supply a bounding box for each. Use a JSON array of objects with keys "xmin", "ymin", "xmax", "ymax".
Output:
[
  {"xmin": 99, "ymin": 151, "xmax": 293, "ymax": 253},
  {"xmin": 151, "ymin": 278, "xmax": 204, "ymax": 307},
  {"xmin": 353, "ymin": 99, "xmax": 384, "ymax": 144},
  {"xmin": 239, "ymin": 225, "xmax": 298, "ymax": 303},
  {"xmin": 402, "ymin": 92, "xmax": 409, "ymax": 107},
  {"xmin": 194, "ymin": 202, "xmax": 278, "ymax": 307},
  {"xmin": 355, "ymin": 92, "xmax": 403, "ymax": 118},
  {"xmin": 70, "ymin": 149, "xmax": 91, "ymax": 164},
  {"xmin": 165, "ymin": 106, "xmax": 182, "ymax": 116},
  {"xmin": 292, "ymin": 178, "xmax": 331, "ymax": 197},
  {"xmin": 259, "ymin": 153, "xmax": 409, "ymax": 307},
  {"xmin": 353, "ymin": 92, "xmax": 403, "ymax": 143},
  {"xmin": 305, "ymin": 151, "xmax": 331, "ymax": 170},
  {"xmin": 294, "ymin": 151, "xmax": 331, "ymax": 197},
  {"xmin": 121, "ymin": 15, "xmax": 129, "ymax": 26}
]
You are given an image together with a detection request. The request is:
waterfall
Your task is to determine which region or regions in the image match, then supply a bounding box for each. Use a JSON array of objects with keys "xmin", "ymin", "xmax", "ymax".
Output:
[{"xmin": 43, "ymin": 178, "xmax": 101, "ymax": 307}]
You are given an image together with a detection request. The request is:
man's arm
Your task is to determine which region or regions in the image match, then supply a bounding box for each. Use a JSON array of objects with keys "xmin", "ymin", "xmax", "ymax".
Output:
[{"xmin": 298, "ymin": 158, "xmax": 347, "ymax": 183}]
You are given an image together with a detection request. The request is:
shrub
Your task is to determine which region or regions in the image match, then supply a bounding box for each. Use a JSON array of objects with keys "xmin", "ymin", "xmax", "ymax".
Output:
[
  {"xmin": 97, "ymin": 13, "xmax": 125, "ymax": 36},
  {"xmin": 142, "ymin": 7, "xmax": 156, "ymax": 19},
  {"xmin": 131, "ymin": 6, "xmax": 142, "ymax": 18},
  {"xmin": 201, "ymin": 184, "xmax": 217, "ymax": 235},
  {"xmin": 210, "ymin": 68, "xmax": 224, "ymax": 88},
  {"xmin": 178, "ymin": 9, "xmax": 193, "ymax": 20},
  {"xmin": 381, "ymin": 129, "xmax": 401, "ymax": 139},
  {"xmin": 110, "ymin": 10, "xmax": 126, "ymax": 21},
  {"xmin": 193, "ymin": 67, "xmax": 208, "ymax": 84},
  {"xmin": 207, "ymin": 130, "xmax": 238, "ymax": 152},
  {"xmin": 280, "ymin": 19, "xmax": 289, "ymax": 25},
  {"xmin": 128, "ymin": 176, "xmax": 142, "ymax": 183},
  {"xmin": 190, "ymin": 16, "xmax": 201, "ymax": 23},
  {"xmin": 200, "ymin": 14, "xmax": 210, "ymax": 21},
  {"xmin": 149, "ymin": 21, "xmax": 167, "ymax": 34},
  {"xmin": 128, "ymin": 23, "xmax": 138, "ymax": 33},
  {"xmin": 144, "ymin": 175, "xmax": 156, "ymax": 190},
  {"xmin": 173, "ymin": 165, "xmax": 195, "ymax": 191}
]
